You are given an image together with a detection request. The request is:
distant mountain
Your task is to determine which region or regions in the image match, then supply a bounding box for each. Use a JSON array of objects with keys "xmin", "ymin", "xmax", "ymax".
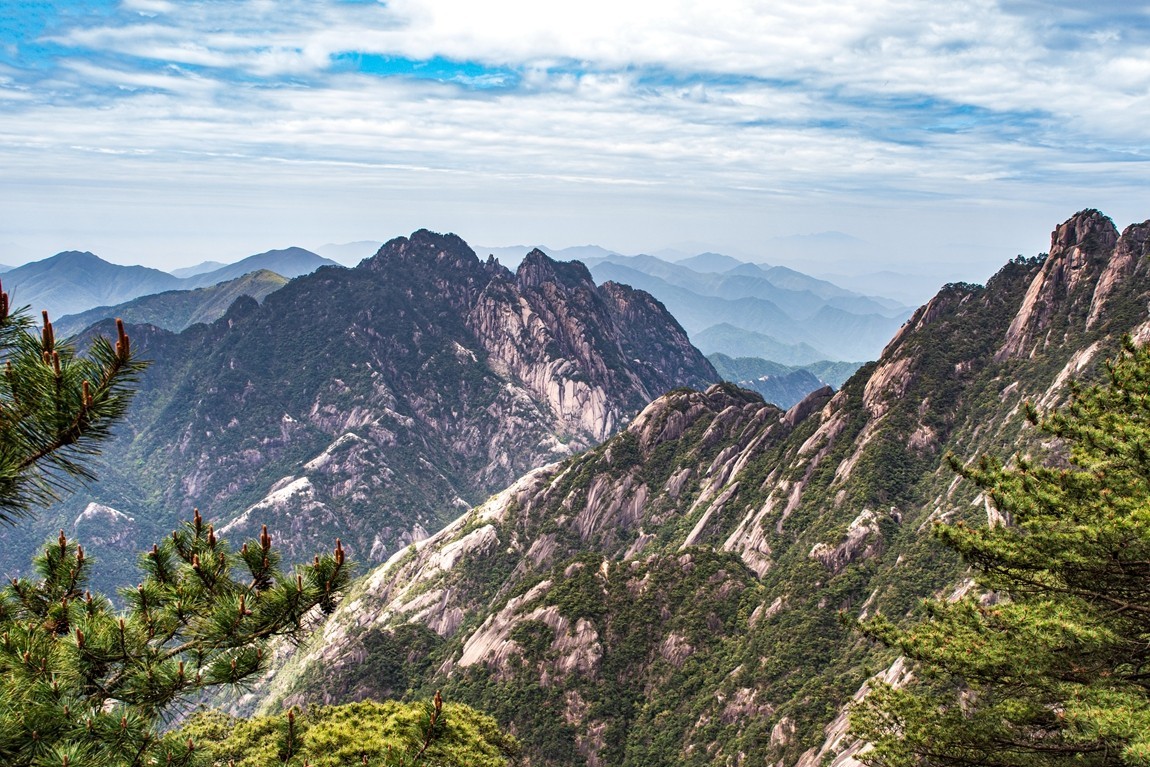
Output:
[
  {"xmin": 708, "ymin": 352, "xmax": 864, "ymax": 407},
  {"xmin": 693, "ymin": 323, "xmax": 829, "ymax": 365},
  {"xmin": 252, "ymin": 210, "xmax": 1150, "ymax": 767},
  {"xmin": 580, "ymin": 254, "xmax": 911, "ymax": 362},
  {"xmin": 181, "ymin": 247, "xmax": 336, "ymax": 288},
  {"xmin": 2, "ymin": 251, "xmax": 184, "ymax": 318},
  {"xmin": 1, "ymin": 247, "xmax": 335, "ymax": 320},
  {"xmin": 4, "ymin": 231, "xmax": 716, "ymax": 594},
  {"xmin": 674, "ymin": 251, "xmax": 744, "ymax": 272},
  {"xmin": 55, "ymin": 269, "xmax": 289, "ymax": 336},
  {"xmin": 170, "ymin": 260, "xmax": 227, "ymax": 278},
  {"xmin": 816, "ymin": 269, "xmax": 953, "ymax": 307}
]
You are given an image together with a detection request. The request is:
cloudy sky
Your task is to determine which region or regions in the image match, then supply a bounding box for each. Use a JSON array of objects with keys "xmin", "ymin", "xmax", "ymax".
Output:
[{"xmin": 1, "ymin": 1, "xmax": 1147, "ymax": 287}]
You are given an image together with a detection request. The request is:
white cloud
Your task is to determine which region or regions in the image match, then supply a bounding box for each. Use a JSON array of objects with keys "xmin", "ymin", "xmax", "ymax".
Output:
[{"xmin": 2, "ymin": 0, "xmax": 1147, "ymax": 275}]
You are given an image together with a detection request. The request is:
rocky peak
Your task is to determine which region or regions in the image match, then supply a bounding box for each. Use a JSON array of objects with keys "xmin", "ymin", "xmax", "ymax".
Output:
[
  {"xmin": 1087, "ymin": 220, "xmax": 1150, "ymax": 330},
  {"xmin": 783, "ymin": 384, "xmax": 834, "ymax": 429},
  {"xmin": 997, "ymin": 210, "xmax": 1122, "ymax": 360},
  {"xmin": 363, "ymin": 229, "xmax": 484, "ymax": 277},
  {"xmin": 516, "ymin": 249, "xmax": 596, "ymax": 291}
]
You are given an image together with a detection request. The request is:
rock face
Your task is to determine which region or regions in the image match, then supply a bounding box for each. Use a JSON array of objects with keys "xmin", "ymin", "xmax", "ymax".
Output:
[
  {"xmin": 252, "ymin": 211, "xmax": 1150, "ymax": 766},
  {"xmin": 6, "ymin": 230, "xmax": 715, "ymax": 591}
]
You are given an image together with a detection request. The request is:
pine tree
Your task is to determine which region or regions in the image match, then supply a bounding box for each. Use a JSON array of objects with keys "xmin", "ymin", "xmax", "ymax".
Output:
[
  {"xmin": 0, "ymin": 512, "xmax": 351, "ymax": 766},
  {"xmin": 0, "ymin": 282, "xmax": 144, "ymax": 523},
  {"xmin": 851, "ymin": 340, "xmax": 1150, "ymax": 767},
  {"xmin": 0, "ymin": 290, "xmax": 354, "ymax": 765}
]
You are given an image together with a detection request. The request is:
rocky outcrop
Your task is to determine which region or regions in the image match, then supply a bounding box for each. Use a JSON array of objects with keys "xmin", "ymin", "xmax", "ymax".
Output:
[
  {"xmin": 72, "ymin": 503, "xmax": 138, "ymax": 550},
  {"xmin": 998, "ymin": 210, "xmax": 1120, "ymax": 359},
  {"xmin": 245, "ymin": 211, "xmax": 1150, "ymax": 767}
]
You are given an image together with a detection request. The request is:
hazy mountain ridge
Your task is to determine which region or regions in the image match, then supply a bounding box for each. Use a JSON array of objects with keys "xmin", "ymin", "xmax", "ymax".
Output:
[
  {"xmin": 54, "ymin": 269, "xmax": 289, "ymax": 336},
  {"xmin": 708, "ymin": 353, "xmax": 863, "ymax": 408},
  {"xmin": 0, "ymin": 231, "xmax": 716, "ymax": 595},
  {"xmin": 582, "ymin": 257, "xmax": 911, "ymax": 362},
  {"xmin": 1, "ymin": 247, "xmax": 336, "ymax": 320},
  {"xmin": 251, "ymin": 210, "xmax": 1150, "ymax": 766}
]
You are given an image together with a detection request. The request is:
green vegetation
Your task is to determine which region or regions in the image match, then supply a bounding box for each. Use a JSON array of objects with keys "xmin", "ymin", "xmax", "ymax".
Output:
[
  {"xmin": 55, "ymin": 269, "xmax": 289, "ymax": 336},
  {"xmin": 0, "ymin": 512, "xmax": 351, "ymax": 766},
  {"xmin": 853, "ymin": 340, "xmax": 1150, "ymax": 767},
  {"xmin": 0, "ymin": 291, "xmax": 144, "ymax": 523},
  {"xmin": 708, "ymin": 352, "xmax": 863, "ymax": 389},
  {"xmin": 0, "ymin": 296, "xmax": 394, "ymax": 766},
  {"xmin": 181, "ymin": 698, "xmax": 520, "ymax": 767}
]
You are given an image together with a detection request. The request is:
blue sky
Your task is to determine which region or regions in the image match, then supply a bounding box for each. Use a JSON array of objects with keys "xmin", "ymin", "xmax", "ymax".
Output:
[{"xmin": 1, "ymin": 0, "xmax": 1148, "ymax": 288}]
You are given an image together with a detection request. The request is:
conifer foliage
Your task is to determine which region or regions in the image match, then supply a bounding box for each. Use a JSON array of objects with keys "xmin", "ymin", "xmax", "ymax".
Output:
[
  {"xmin": 0, "ymin": 512, "xmax": 350, "ymax": 766},
  {"xmin": 852, "ymin": 340, "xmax": 1150, "ymax": 767},
  {"xmin": 0, "ymin": 292, "xmax": 353, "ymax": 765},
  {"xmin": 0, "ymin": 284, "xmax": 144, "ymax": 523}
]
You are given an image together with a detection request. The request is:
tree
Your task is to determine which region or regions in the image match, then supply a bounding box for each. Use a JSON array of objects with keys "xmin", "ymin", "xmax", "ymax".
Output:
[
  {"xmin": 0, "ymin": 511, "xmax": 351, "ymax": 766},
  {"xmin": 0, "ymin": 283, "xmax": 145, "ymax": 524},
  {"xmin": 0, "ymin": 293, "xmax": 354, "ymax": 765},
  {"xmin": 851, "ymin": 340, "xmax": 1150, "ymax": 767}
]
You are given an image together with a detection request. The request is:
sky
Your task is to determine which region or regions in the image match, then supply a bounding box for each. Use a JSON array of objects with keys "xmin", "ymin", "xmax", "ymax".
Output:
[{"xmin": 1, "ymin": 0, "xmax": 1148, "ymax": 289}]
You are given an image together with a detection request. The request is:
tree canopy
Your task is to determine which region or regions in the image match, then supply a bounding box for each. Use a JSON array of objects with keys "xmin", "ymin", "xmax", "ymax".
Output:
[{"xmin": 852, "ymin": 340, "xmax": 1150, "ymax": 767}]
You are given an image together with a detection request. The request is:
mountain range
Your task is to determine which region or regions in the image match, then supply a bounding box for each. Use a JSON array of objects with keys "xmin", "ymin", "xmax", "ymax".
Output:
[
  {"xmin": 1, "ymin": 246, "xmax": 336, "ymax": 320},
  {"xmin": 466, "ymin": 243, "xmax": 912, "ymax": 364},
  {"xmin": 580, "ymin": 255, "xmax": 910, "ymax": 363},
  {"xmin": 54, "ymin": 269, "xmax": 289, "ymax": 336},
  {"xmin": 0, "ymin": 231, "xmax": 717, "ymax": 594},
  {"xmin": 231, "ymin": 210, "xmax": 1150, "ymax": 766}
]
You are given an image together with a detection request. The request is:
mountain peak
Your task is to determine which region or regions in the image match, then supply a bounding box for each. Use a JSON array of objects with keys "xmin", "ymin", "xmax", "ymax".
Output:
[
  {"xmin": 366, "ymin": 230, "xmax": 480, "ymax": 274},
  {"xmin": 516, "ymin": 249, "xmax": 594, "ymax": 290},
  {"xmin": 52, "ymin": 250, "xmax": 103, "ymax": 263},
  {"xmin": 997, "ymin": 209, "xmax": 1124, "ymax": 360}
]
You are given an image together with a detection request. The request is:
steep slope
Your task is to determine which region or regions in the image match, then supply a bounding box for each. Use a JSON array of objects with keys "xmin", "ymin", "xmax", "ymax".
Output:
[
  {"xmin": 54, "ymin": 269, "xmax": 289, "ymax": 336},
  {"xmin": 258, "ymin": 211, "xmax": 1150, "ymax": 766},
  {"xmin": 1, "ymin": 231, "xmax": 716, "ymax": 593}
]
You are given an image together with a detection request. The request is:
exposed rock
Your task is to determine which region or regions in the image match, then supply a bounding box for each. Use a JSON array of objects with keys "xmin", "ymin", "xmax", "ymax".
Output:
[
  {"xmin": 998, "ymin": 210, "xmax": 1119, "ymax": 360},
  {"xmin": 44, "ymin": 230, "xmax": 716, "ymax": 580},
  {"xmin": 809, "ymin": 509, "xmax": 892, "ymax": 574},
  {"xmin": 73, "ymin": 503, "xmax": 137, "ymax": 549}
]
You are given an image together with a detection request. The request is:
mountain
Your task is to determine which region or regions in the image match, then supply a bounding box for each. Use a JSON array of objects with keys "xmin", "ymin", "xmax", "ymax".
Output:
[
  {"xmin": 691, "ymin": 323, "xmax": 829, "ymax": 365},
  {"xmin": 475, "ymin": 245, "xmax": 623, "ymax": 271},
  {"xmin": 250, "ymin": 210, "xmax": 1150, "ymax": 766},
  {"xmin": 1, "ymin": 247, "xmax": 336, "ymax": 320},
  {"xmin": 708, "ymin": 353, "xmax": 864, "ymax": 408},
  {"xmin": 674, "ymin": 251, "xmax": 743, "ymax": 272},
  {"xmin": 54, "ymin": 269, "xmax": 289, "ymax": 336},
  {"xmin": 170, "ymin": 260, "xmax": 227, "ymax": 278},
  {"xmin": 181, "ymin": 246, "xmax": 336, "ymax": 287},
  {"xmin": 3, "ymin": 251, "xmax": 184, "ymax": 318},
  {"xmin": 581, "ymin": 256, "xmax": 911, "ymax": 362},
  {"xmin": 0, "ymin": 231, "xmax": 716, "ymax": 593}
]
